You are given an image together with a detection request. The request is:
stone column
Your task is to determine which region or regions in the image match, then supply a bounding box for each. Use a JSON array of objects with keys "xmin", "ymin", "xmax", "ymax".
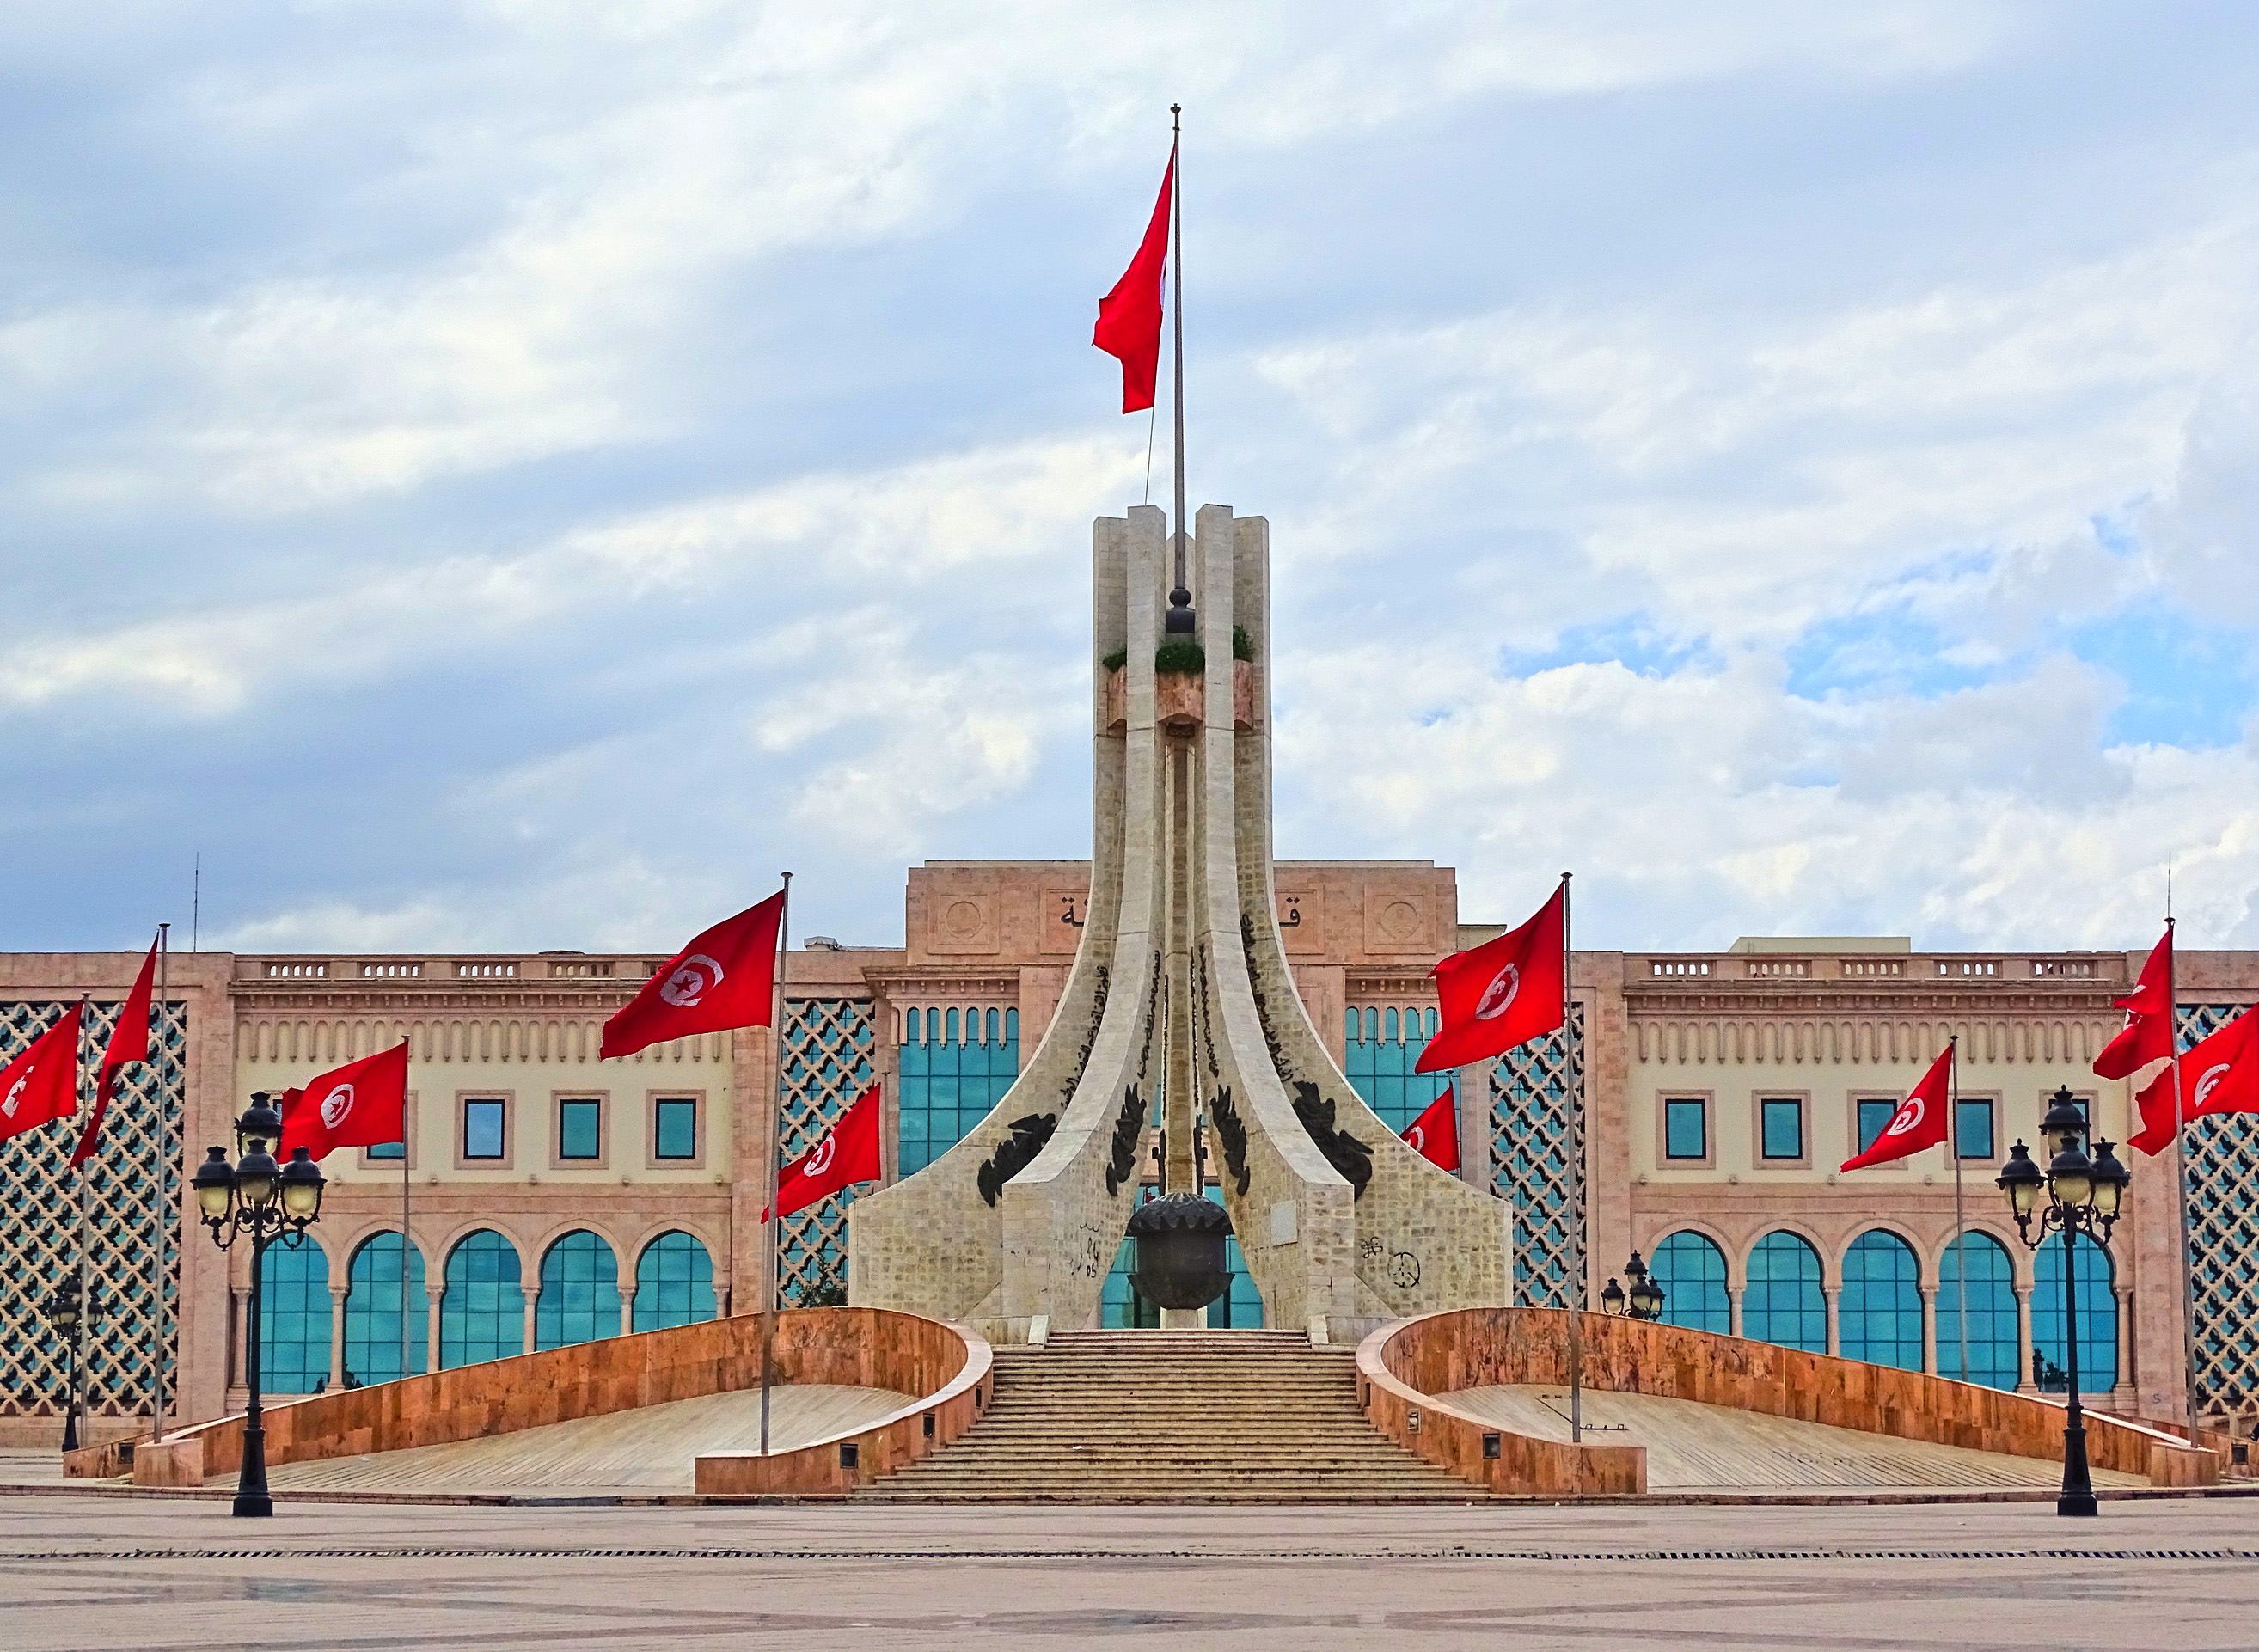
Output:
[
  {"xmin": 1823, "ymin": 1286, "xmax": 1840, "ymax": 1355},
  {"xmin": 1455, "ymin": 1060, "xmax": 1491, "ymax": 1192},
  {"xmin": 2113, "ymin": 1286, "xmax": 2137, "ymax": 1406},
  {"xmin": 1728, "ymin": 1284, "xmax": 1742, "ymax": 1338},
  {"xmin": 327, "ymin": 1285, "xmax": 348, "ymax": 1391},
  {"xmin": 620, "ymin": 1288, "xmax": 634, "ymax": 1338},
  {"xmin": 1920, "ymin": 1286, "xmax": 1938, "ymax": 1376},
  {"xmin": 521, "ymin": 1284, "xmax": 541, "ymax": 1355},
  {"xmin": 2015, "ymin": 1288, "xmax": 2036, "ymax": 1393},
  {"xmin": 425, "ymin": 1287, "xmax": 443, "ymax": 1375}
]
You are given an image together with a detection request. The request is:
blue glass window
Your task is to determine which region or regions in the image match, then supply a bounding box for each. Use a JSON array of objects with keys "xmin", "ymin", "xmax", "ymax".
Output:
[
  {"xmin": 653, "ymin": 1098, "xmax": 697, "ymax": 1160},
  {"xmin": 259, "ymin": 1239, "xmax": 330, "ymax": 1394},
  {"xmin": 535, "ymin": 1230, "xmax": 621, "ymax": 1350},
  {"xmin": 1663, "ymin": 1098, "xmax": 1706, "ymax": 1160},
  {"xmin": 2033, "ymin": 1229, "xmax": 2117, "ymax": 1393},
  {"xmin": 1857, "ymin": 1098, "xmax": 1897, "ymax": 1156},
  {"xmin": 1840, "ymin": 1229, "xmax": 1923, "ymax": 1371},
  {"xmin": 1648, "ymin": 1230, "xmax": 1730, "ymax": 1334},
  {"xmin": 897, "ymin": 1006, "xmax": 1019, "ymax": 1175},
  {"xmin": 342, "ymin": 1233, "xmax": 428, "ymax": 1386},
  {"xmin": 440, "ymin": 1230, "xmax": 523, "ymax": 1368},
  {"xmin": 1937, "ymin": 1231, "xmax": 2018, "ymax": 1390},
  {"xmin": 1760, "ymin": 1098, "xmax": 1803, "ymax": 1160},
  {"xmin": 462, "ymin": 1098, "xmax": 505, "ymax": 1160},
  {"xmin": 1743, "ymin": 1230, "xmax": 1825, "ymax": 1352},
  {"xmin": 1342, "ymin": 1006, "xmax": 1446, "ymax": 1132},
  {"xmin": 366, "ymin": 1138, "xmax": 404, "ymax": 1161},
  {"xmin": 557, "ymin": 1099, "xmax": 601, "ymax": 1161},
  {"xmin": 633, "ymin": 1231, "xmax": 717, "ymax": 1331},
  {"xmin": 1956, "ymin": 1099, "xmax": 1995, "ymax": 1160}
]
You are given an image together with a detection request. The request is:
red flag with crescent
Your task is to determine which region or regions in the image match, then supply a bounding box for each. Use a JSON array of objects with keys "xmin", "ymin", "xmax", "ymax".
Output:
[
  {"xmin": 2127, "ymin": 1008, "xmax": 2258, "ymax": 1156},
  {"xmin": 70, "ymin": 939, "xmax": 156, "ymax": 1167},
  {"xmin": 2095, "ymin": 925, "xmax": 2176, "ymax": 1080},
  {"xmin": 1840, "ymin": 1042, "xmax": 1955, "ymax": 1172},
  {"xmin": 762, "ymin": 1083, "xmax": 882, "ymax": 1221},
  {"xmin": 281, "ymin": 1040, "xmax": 409, "ymax": 1163},
  {"xmin": 1416, "ymin": 884, "xmax": 1566, "ymax": 1074},
  {"xmin": 1401, "ymin": 1087, "xmax": 1460, "ymax": 1172},
  {"xmin": 0, "ymin": 1002, "xmax": 83, "ymax": 1147},
  {"xmin": 602, "ymin": 890, "xmax": 787, "ymax": 1061},
  {"xmin": 1093, "ymin": 145, "xmax": 1174, "ymax": 414}
]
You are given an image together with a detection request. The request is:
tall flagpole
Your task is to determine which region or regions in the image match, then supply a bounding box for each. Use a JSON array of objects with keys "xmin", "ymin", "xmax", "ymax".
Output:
[
  {"xmin": 150, "ymin": 927, "xmax": 170, "ymax": 1442},
  {"xmin": 1164, "ymin": 104, "xmax": 1193, "ymax": 637},
  {"xmin": 1562, "ymin": 872, "xmax": 1582, "ymax": 1449},
  {"xmin": 2164, "ymin": 912, "xmax": 2199, "ymax": 1446},
  {"xmin": 401, "ymin": 1064, "xmax": 413, "ymax": 1384},
  {"xmin": 1948, "ymin": 1033, "xmax": 1967, "ymax": 1386},
  {"xmin": 71, "ymin": 993, "xmax": 92, "ymax": 1454},
  {"xmin": 760, "ymin": 872, "xmax": 793, "ymax": 1456}
]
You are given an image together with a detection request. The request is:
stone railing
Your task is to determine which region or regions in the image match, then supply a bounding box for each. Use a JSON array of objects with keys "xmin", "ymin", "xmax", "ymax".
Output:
[
  {"xmin": 70, "ymin": 1308, "xmax": 984, "ymax": 1494},
  {"xmin": 1358, "ymin": 1307, "xmax": 2219, "ymax": 1497}
]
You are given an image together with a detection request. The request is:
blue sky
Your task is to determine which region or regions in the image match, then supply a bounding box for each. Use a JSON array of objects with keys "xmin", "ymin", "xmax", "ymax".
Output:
[{"xmin": 3, "ymin": 2, "xmax": 2256, "ymax": 956}]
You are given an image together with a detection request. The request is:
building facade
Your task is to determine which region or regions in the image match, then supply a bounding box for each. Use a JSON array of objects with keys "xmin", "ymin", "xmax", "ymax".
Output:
[{"xmin": 3, "ymin": 865, "xmax": 2253, "ymax": 1443}]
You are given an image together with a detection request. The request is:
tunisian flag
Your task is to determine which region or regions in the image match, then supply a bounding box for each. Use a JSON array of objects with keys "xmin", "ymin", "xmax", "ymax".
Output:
[
  {"xmin": 1416, "ymin": 884, "xmax": 1566, "ymax": 1074},
  {"xmin": 762, "ymin": 1083, "xmax": 881, "ymax": 1221},
  {"xmin": 1401, "ymin": 1087, "xmax": 1460, "ymax": 1172},
  {"xmin": 281, "ymin": 1040, "xmax": 410, "ymax": 1163},
  {"xmin": 2095, "ymin": 924, "xmax": 2176, "ymax": 1080},
  {"xmin": 603, "ymin": 890, "xmax": 787, "ymax": 1061},
  {"xmin": 2127, "ymin": 1009, "xmax": 2258, "ymax": 1156},
  {"xmin": 71, "ymin": 939, "xmax": 156, "ymax": 1167},
  {"xmin": 1841, "ymin": 1042, "xmax": 1955, "ymax": 1172},
  {"xmin": 1093, "ymin": 145, "xmax": 1175, "ymax": 413},
  {"xmin": 0, "ymin": 1002, "xmax": 83, "ymax": 1147}
]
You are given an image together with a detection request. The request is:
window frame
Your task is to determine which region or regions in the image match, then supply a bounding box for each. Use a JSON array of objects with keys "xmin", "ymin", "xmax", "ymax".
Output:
[
  {"xmin": 1954, "ymin": 1093, "xmax": 1999, "ymax": 1162},
  {"xmin": 1753, "ymin": 1092, "xmax": 1809, "ymax": 1167},
  {"xmin": 1658, "ymin": 1093, "xmax": 1712, "ymax": 1166},
  {"xmin": 647, "ymin": 1091, "xmax": 707, "ymax": 1169},
  {"xmin": 1851, "ymin": 1094, "xmax": 1903, "ymax": 1160},
  {"xmin": 456, "ymin": 1092, "xmax": 513, "ymax": 1169},
  {"xmin": 550, "ymin": 1092, "xmax": 609, "ymax": 1169},
  {"xmin": 359, "ymin": 1088, "xmax": 419, "ymax": 1170}
]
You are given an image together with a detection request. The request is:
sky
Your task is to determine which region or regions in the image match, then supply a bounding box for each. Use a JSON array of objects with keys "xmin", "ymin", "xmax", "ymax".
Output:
[{"xmin": 3, "ymin": 2, "xmax": 2257, "ymax": 958}]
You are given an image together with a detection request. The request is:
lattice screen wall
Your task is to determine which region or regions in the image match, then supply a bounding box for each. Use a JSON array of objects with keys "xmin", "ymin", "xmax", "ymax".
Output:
[
  {"xmin": 775, "ymin": 998, "xmax": 876, "ymax": 1308},
  {"xmin": 1, "ymin": 1000, "xmax": 185, "ymax": 1419},
  {"xmin": 1490, "ymin": 1000, "xmax": 1586, "ymax": 1309},
  {"xmin": 2182, "ymin": 1002, "xmax": 2258, "ymax": 1419}
]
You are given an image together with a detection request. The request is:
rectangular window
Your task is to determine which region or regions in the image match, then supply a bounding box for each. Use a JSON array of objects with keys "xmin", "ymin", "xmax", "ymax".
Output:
[
  {"xmin": 1760, "ymin": 1098, "xmax": 1803, "ymax": 1161},
  {"xmin": 462, "ymin": 1098, "xmax": 505, "ymax": 1161},
  {"xmin": 1663, "ymin": 1098, "xmax": 1707, "ymax": 1160},
  {"xmin": 367, "ymin": 1139, "xmax": 404, "ymax": 1161},
  {"xmin": 654, "ymin": 1098, "xmax": 698, "ymax": 1160},
  {"xmin": 1956, "ymin": 1098, "xmax": 1995, "ymax": 1160},
  {"xmin": 1858, "ymin": 1098, "xmax": 1897, "ymax": 1156},
  {"xmin": 557, "ymin": 1098, "xmax": 602, "ymax": 1161}
]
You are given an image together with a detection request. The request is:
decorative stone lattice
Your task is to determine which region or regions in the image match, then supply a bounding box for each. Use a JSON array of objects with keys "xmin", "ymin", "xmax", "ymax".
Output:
[
  {"xmin": 0, "ymin": 999, "xmax": 185, "ymax": 1418},
  {"xmin": 2181, "ymin": 1003, "xmax": 2258, "ymax": 1418},
  {"xmin": 1490, "ymin": 1001, "xmax": 1586, "ymax": 1309},
  {"xmin": 775, "ymin": 998, "xmax": 875, "ymax": 1307}
]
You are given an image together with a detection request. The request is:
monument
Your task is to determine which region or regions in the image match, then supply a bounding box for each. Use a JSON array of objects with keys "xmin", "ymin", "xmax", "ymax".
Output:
[{"xmin": 849, "ymin": 505, "xmax": 1510, "ymax": 1337}]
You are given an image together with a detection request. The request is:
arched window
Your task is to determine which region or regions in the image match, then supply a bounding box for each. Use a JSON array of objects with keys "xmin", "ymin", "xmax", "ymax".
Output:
[
  {"xmin": 1647, "ymin": 1231, "xmax": 1729, "ymax": 1334},
  {"xmin": 259, "ymin": 1239, "xmax": 330, "ymax": 1394},
  {"xmin": 343, "ymin": 1233, "xmax": 427, "ymax": 1386},
  {"xmin": 897, "ymin": 1005, "xmax": 1015, "ymax": 1175},
  {"xmin": 632, "ymin": 1231, "xmax": 717, "ymax": 1331},
  {"xmin": 1743, "ymin": 1231, "xmax": 1825, "ymax": 1352},
  {"xmin": 2034, "ymin": 1230, "xmax": 2117, "ymax": 1393},
  {"xmin": 535, "ymin": 1230, "xmax": 621, "ymax": 1351},
  {"xmin": 1840, "ymin": 1230, "xmax": 1923, "ymax": 1371},
  {"xmin": 440, "ymin": 1230, "xmax": 523, "ymax": 1368},
  {"xmin": 1937, "ymin": 1231, "xmax": 2018, "ymax": 1390}
]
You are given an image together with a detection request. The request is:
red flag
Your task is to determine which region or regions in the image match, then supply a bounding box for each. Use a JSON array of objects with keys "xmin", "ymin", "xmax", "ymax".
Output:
[
  {"xmin": 603, "ymin": 890, "xmax": 787, "ymax": 1061},
  {"xmin": 762, "ymin": 1083, "xmax": 882, "ymax": 1221},
  {"xmin": 1840, "ymin": 1042, "xmax": 1955, "ymax": 1172},
  {"xmin": 1401, "ymin": 1087, "xmax": 1460, "ymax": 1172},
  {"xmin": 2095, "ymin": 925, "xmax": 2175, "ymax": 1080},
  {"xmin": 281, "ymin": 1042, "xmax": 409, "ymax": 1163},
  {"xmin": 1416, "ymin": 884, "xmax": 1566, "ymax": 1074},
  {"xmin": 2127, "ymin": 1009, "xmax": 2258, "ymax": 1156},
  {"xmin": 70, "ymin": 939, "xmax": 156, "ymax": 1167},
  {"xmin": 1093, "ymin": 145, "xmax": 1175, "ymax": 414},
  {"xmin": 0, "ymin": 1003, "xmax": 83, "ymax": 1147}
]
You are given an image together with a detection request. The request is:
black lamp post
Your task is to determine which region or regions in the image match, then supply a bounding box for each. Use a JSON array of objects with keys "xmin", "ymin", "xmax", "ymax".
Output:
[
  {"xmin": 191, "ymin": 1093, "xmax": 325, "ymax": 1518},
  {"xmin": 1601, "ymin": 1251, "xmax": 1667, "ymax": 1322},
  {"xmin": 1997, "ymin": 1086, "xmax": 2130, "ymax": 1519},
  {"xmin": 40, "ymin": 1277, "xmax": 96, "ymax": 1452}
]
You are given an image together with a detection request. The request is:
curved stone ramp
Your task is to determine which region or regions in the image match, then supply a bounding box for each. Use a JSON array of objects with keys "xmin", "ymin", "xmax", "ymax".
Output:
[
  {"xmin": 266, "ymin": 1385, "xmax": 909, "ymax": 1496},
  {"xmin": 1444, "ymin": 1384, "xmax": 2149, "ymax": 1493}
]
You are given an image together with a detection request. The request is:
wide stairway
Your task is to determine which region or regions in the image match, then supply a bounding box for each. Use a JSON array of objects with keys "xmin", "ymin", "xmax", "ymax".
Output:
[{"xmin": 862, "ymin": 1327, "xmax": 1480, "ymax": 1502}]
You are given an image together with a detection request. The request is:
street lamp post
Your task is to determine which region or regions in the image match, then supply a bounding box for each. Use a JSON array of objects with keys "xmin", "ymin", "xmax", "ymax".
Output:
[
  {"xmin": 190, "ymin": 1093, "xmax": 325, "ymax": 1518},
  {"xmin": 1601, "ymin": 1251, "xmax": 1667, "ymax": 1322},
  {"xmin": 40, "ymin": 1278, "xmax": 96, "ymax": 1453},
  {"xmin": 1996, "ymin": 1086, "xmax": 2130, "ymax": 1519}
]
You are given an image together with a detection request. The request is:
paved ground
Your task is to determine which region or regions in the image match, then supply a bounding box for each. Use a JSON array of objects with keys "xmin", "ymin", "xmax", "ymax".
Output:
[{"xmin": 3, "ymin": 1491, "xmax": 2256, "ymax": 1649}]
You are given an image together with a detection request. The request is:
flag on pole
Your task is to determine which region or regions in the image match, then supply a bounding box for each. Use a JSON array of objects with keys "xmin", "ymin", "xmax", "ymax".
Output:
[
  {"xmin": 1416, "ymin": 883, "xmax": 1567, "ymax": 1074},
  {"xmin": 281, "ymin": 1041, "xmax": 411, "ymax": 1163},
  {"xmin": 2095, "ymin": 924, "xmax": 2176, "ymax": 1080},
  {"xmin": 762, "ymin": 1082, "xmax": 881, "ymax": 1221},
  {"xmin": 70, "ymin": 939, "xmax": 156, "ymax": 1167},
  {"xmin": 1840, "ymin": 1042, "xmax": 1955, "ymax": 1172},
  {"xmin": 1401, "ymin": 1087, "xmax": 1460, "ymax": 1172},
  {"xmin": 2127, "ymin": 1008, "xmax": 2257, "ymax": 1155},
  {"xmin": 1093, "ymin": 146, "xmax": 1175, "ymax": 413},
  {"xmin": 0, "ymin": 1003, "xmax": 83, "ymax": 1146},
  {"xmin": 602, "ymin": 889, "xmax": 788, "ymax": 1061}
]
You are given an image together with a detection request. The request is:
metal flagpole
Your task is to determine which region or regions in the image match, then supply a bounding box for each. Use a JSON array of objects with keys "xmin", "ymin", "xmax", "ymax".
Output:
[
  {"xmin": 1165, "ymin": 104, "xmax": 1192, "ymax": 634},
  {"xmin": 1949, "ymin": 1033, "xmax": 1968, "ymax": 1386},
  {"xmin": 401, "ymin": 1080, "xmax": 413, "ymax": 1383},
  {"xmin": 1562, "ymin": 873, "xmax": 1583, "ymax": 1448},
  {"xmin": 150, "ymin": 926, "xmax": 170, "ymax": 1442},
  {"xmin": 2164, "ymin": 913, "xmax": 2200, "ymax": 1446},
  {"xmin": 760, "ymin": 872, "xmax": 793, "ymax": 1456},
  {"xmin": 71, "ymin": 993, "xmax": 92, "ymax": 1454}
]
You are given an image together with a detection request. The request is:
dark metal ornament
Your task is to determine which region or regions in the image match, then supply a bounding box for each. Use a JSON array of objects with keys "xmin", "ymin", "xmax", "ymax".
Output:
[{"xmin": 1126, "ymin": 1192, "xmax": 1233, "ymax": 1310}]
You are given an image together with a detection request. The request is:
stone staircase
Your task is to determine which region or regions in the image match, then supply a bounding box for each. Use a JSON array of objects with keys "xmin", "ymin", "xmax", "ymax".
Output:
[{"xmin": 861, "ymin": 1327, "xmax": 1483, "ymax": 1502}]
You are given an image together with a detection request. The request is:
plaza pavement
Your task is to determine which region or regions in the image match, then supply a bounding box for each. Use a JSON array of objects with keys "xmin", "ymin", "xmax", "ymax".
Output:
[{"xmin": 3, "ymin": 1489, "xmax": 2256, "ymax": 1650}]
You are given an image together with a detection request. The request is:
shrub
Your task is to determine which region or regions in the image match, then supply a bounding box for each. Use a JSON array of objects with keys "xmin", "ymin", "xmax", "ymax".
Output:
[
  {"xmin": 1101, "ymin": 647, "xmax": 1128, "ymax": 671},
  {"xmin": 1154, "ymin": 639, "xmax": 1205, "ymax": 675},
  {"xmin": 1232, "ymin": 624, "xmax": 1255, "ymax": 662}
]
